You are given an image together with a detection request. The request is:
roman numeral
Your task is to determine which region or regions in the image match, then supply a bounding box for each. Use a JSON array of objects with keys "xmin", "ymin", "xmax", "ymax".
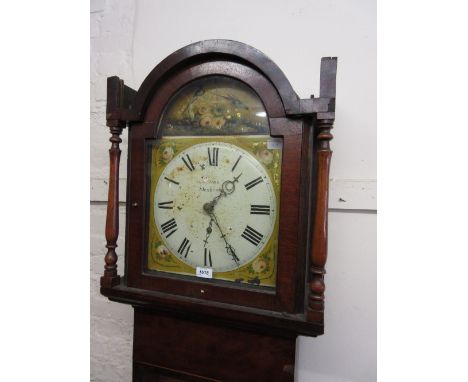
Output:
[
  {"xmin": 204, "ymin": 248, "xmax": 212, "ymax": 267},
  {"xmin": 244, "ymin": 176, "xmax": 263, "ymax": 190},
  {"xmin": 161, "ymin": 218, "xmax": 177, "ymax": 238},
  {"xmin": 208, "ymin": 147, "xmax": 219, "ymax": 166},
  {"xmin": 164, "ymin": 177, "xmax": 179, "ymax": 185},
  {"xmin": 157, "ymin": 201, "xmax": 173, "ymax": 209},
  {"xmin": 241, "ymin": 225, "xmax": 263, "ymax": 246},
  {"xmin": 250, "ymin": 204, "xmax": 270, "ymax": 215},
  {"xmin": 182, "ymin": 154, "xmax": 195, "ymax": 171},
  {"xmin": 177, "ymin": 237, "xmax": 191, "ymax": 258},
  {"xmin": 231, "ymin": 155, "xmax": 242, "ymax": 172}
]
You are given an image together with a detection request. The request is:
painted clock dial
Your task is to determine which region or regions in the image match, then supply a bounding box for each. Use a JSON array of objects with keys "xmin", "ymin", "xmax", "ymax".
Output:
[
  {"xmin": 146, "ymin": 76, "xmax": 282, "ymax": 287},
  {"xmin": 153, "ymin": 141, "xmax": 277, "ymax": 272}
]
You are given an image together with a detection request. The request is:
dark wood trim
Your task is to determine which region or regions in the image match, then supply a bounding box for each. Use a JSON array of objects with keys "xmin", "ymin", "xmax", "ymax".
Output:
[
  {"xmin": 296, "ymin": 97, "xmax": 334, "ymax": 115},
  {"xmin": 133, "ymin": 361, "xmax": 222, "ymax": 382},
  {"xmin": 306, "ymin": 57, "xmax": 337, "ymax": 322},
  {"xmin": 316, "ymin": 57, "xmax": 337, "ymax": 120},
  {"xmin": 106, "ymin": 76, "xmax": 138, "ymax": 122},
  {"xmin": 319, "ymin": 57, "xmax": 337, "ymax": 99},
  {"xmin": 101, "ymin": 284, "xmax": 323, "ymax": 337},
  {"xmin": 104, "ymin": 42, "xmax": 335, "ymax": 124},
  {"xmin": 132, "ymin": 40, "xmax": 300, "ymax": 118}
]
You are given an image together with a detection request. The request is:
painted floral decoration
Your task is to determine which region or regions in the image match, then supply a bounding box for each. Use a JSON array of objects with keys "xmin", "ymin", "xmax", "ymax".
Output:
[
  {"xmin": 256, "ymin": 149, "xmax": 274, "ymax": 166},
  {"xmin": 247, "ymin": 254, "xmax": 270, "ymax": 275},
  {"xmin": 252, "ymin": 258, "xmax": 268, "ymax": 273},
  {"xmin": 159, "ymin": 145, "xmax": 176, "ymax": 164},
  {"xmin": 154, "ymin": 242, "xmax": 170, "ymax": 260},
  {"xmin": 160, "ymin": 77, "xmax": 269, "ymax": 136}
]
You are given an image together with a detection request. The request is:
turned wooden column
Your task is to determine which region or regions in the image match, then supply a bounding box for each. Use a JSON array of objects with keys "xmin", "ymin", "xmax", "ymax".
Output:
[
  {"xmin": 307, "ymin": 57, "xmax": 337, "ymax": 323},
  {"xmin": 307, "ymin": 118, "xmax": 333, "ymax": 322},
  {"xmin": 101, "ymin": 120, "xmax": 125, "ymax": 287}
]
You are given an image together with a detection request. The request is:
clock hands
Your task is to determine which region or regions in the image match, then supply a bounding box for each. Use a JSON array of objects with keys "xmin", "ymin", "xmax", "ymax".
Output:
[
  {"xmin": 203, "ymin": 217, "xmax": 214, "ymax": 248},
  {"xmin": 209, "ymin": 211, "xmax": 240, "ymax": 266},
  {"xmin": 221, "ymin": 172, "xmax": 242, "ymax": 195},
  {"xmin": 202, "ymin": 173, "xmax": 242, "ymax": 266},
  {"xmin": 202, "ymin": 173, "xmax": 242, "ymax": 215}
]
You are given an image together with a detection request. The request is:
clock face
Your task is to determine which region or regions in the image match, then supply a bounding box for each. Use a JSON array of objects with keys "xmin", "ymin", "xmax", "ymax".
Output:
[
  {"xmin": 146, "ymin": 76, "xmax": 282, "ymax": 287},
  {"xmin": 154, "ymin": 141, "xmax": 277, "ymax": 272}
]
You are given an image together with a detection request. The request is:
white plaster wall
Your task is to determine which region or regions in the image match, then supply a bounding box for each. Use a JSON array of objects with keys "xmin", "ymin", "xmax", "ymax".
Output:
[{"xmin": 91, "ymin": 1, "xmax": 376, "ymax": 381}]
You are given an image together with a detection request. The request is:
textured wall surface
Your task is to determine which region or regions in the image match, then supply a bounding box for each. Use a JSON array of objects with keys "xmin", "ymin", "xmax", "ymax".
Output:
[
  {"xmin": 91, "ymin": 2, "xmax": 134, "ymax": 381},
  {"xmin": 90, "ymin": 1, "xmax": 376, "ymax": 381}
]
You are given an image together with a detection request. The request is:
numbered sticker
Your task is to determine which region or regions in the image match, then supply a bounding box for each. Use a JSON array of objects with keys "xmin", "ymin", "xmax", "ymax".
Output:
[{"xmin": 196, "ymin": 266, "xmax": 213, "ymax": 279}]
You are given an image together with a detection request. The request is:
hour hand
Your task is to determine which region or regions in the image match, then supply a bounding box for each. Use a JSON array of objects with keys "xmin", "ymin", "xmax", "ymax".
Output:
[
  {"xmin": 203, "ymin": 217, "xmax": 214, "ymax": 246},
  {"xmin": 226, "ymin": 244, "xmax": 240, "ymax": 265},
  {"xmin": 210, "ymin": 212, "xmax": 240, "ymax": 265}
]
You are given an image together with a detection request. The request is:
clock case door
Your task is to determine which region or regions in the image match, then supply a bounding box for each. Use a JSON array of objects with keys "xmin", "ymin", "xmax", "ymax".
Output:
[
  {"xmin": 101, "ymin": 40, "xmax": 337, "ymax": 337},
  {"xmin": 127, "ymin": 63, "xmax": 305, "ymax": 315}
]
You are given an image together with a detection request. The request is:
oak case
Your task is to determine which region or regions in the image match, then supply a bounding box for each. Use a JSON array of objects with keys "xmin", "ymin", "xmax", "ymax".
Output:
[{"xmin": 100, "ymin": 40, "xmax": 337, "ymax": 381}]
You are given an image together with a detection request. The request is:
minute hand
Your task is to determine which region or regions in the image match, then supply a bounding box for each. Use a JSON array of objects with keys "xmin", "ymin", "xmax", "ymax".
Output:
[
  {"xmin": 209, "ymin": 211, "xmax": 240, "ymax": 265},
  {"xmin": 203, "ymin": 173, "xmax": 242, "ymax": 215}
]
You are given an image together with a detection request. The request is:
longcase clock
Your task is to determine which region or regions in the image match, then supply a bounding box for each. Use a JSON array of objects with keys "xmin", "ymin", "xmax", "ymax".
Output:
[{"xmin": 100, "ymin": 40, "xmax": 337, "ymax": 382}]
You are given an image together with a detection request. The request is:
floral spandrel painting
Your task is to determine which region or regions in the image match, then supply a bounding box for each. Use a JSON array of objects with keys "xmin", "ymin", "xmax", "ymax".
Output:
[{"xmin": 160, "ymin": 76, "xmax": 269, "ymax": 136}]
